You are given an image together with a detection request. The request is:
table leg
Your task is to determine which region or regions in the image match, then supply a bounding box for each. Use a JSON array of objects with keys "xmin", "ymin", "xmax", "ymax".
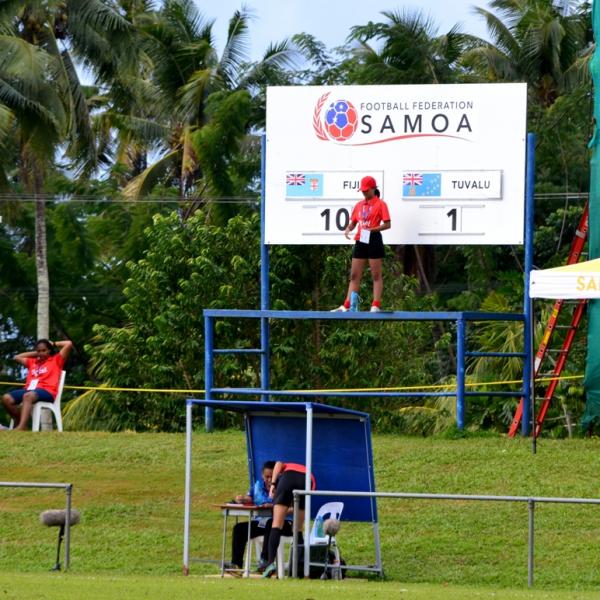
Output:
[{"xmin": 221, "ymin": 509, "xmax": 228, "ymax": 577}]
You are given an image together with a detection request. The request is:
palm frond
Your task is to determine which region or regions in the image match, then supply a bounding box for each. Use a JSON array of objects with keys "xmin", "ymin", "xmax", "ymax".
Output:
[
  {"xmin": 176, "ymin": 67, "xmax": 212, "ymax": 123},
  {"xmin": 218, "ymin": 7, "xmax": 252, "ymax": 87},
  {"xmin": 0, "ymin": 77, "xmax": 60, "ymax": 131},
  {"xmin": 62, "ymin": 389, "xmax": 122, "ymax": 431},
  {"xmin": 381, "ymin": 8, "xmax": 440, "ymax": 40},
  {"xmin": 122, "ymin": 148, "xmax": 181, "ymax": 198},
  {"xmin": 0, "ymin": 0, "xmax": 23, "ymax": 34},
  {"xmin": 60, "ymin": 47, "xmax": 98, "ymax": 172},
  {"xmin": 0, "ymin": 101, "xmax": 13, "ymax": 138},
  {"xmin": 238, "ymin": 39, "xmax": 298, "ymax": 88},
  {"xmin": 292, "ymin": 33, "xmax": 332, "ymax": 68},
  {"xmin": 103, "ymin": 112, "xmax": 170, "ymax": 144},
  {"xmin": 0, "ymin": 35, "xmax": 51, "ymax": 91},
  {"xmin": 473, "ymin": 6, "xmax": 522, "ymax": 58},
  {"xmin": 165, "ymin": 0, "xmax": 210, "ymax": 39},
  {"xmin": 68, "ymin": 0, "xmax": 132, "ymax": 34}
]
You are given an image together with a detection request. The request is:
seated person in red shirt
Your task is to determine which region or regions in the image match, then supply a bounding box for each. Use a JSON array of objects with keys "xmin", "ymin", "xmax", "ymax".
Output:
[{"xmin": 2, "ymin": 339, "xmax": 72, "ymax": 430}]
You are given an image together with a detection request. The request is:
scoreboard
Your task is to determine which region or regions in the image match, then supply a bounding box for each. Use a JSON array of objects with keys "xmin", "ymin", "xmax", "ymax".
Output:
[{"xmin": 265, "ymin": 83, "xmax": 527, "ymax": 245}]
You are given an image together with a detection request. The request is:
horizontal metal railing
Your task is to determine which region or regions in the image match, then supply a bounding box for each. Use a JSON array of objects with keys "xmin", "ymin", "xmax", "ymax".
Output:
[
  {"xmin": 204, "ymin": 309, "xmax": 528, "ymax": 431},
  {"xmin": 0, "ymin": 481, "xmax": 74, "ymax": 569},
  {"xmin": 291, "ymin": 489, "xmax": 600, "ymax": 587}
]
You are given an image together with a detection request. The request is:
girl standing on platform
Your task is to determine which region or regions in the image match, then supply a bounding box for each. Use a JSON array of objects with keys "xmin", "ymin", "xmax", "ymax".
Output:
[{"xmin": 332, "ymin": 175, "xmax": 391, "ymax": 312}]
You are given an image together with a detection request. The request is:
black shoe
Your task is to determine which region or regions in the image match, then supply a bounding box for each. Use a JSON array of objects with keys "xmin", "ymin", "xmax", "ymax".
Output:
[
  {"xmin": 261, "ymin": 562, "xmax": 277, "ymax": 578},
  {"xmin": 223, "ymin": 561, "xmax": 242, "ymax": 571},
  {"xmin": 257, "ymin": 559, "xmax": 268, "ymax": 573}
]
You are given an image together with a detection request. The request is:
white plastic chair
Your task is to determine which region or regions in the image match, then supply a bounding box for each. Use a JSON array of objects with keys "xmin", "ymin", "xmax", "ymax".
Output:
[
  {"xmin": 32, "ymin": 370, "xmax": 66, "ymax": 431},
  {"xmin": 309, "ymin": 501, "xmax": 344, "ymax": 545},
  {"xmin": 10, "ymin": 371, "xmax": 66, "ymax": 431}
]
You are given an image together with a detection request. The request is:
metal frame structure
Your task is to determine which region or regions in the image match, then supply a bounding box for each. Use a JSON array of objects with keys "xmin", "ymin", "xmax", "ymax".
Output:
[
  {"xmin": 0, "ymin": 481, "xmax": 74, "ymax": 569},
  {"xmin": 203, "ymin": 133, "xmax": 536, "ymax": 435},
  {"xmin": 183, "ymin": 399, "xmax": 379, "ymax": 576},
  {"xmin": 186, "ymin": 133, "xmax": 537, "ymax": 577},
  {"xmin": 203, "ymin": 309, "xmax": 527, "ymax": 431}
]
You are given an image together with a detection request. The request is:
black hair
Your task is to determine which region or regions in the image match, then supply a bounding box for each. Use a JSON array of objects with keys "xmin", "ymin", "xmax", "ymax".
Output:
[
  {"xmin": 35, "ymin": 339, "xmax": 56, "ymax": 354},
  {"xmin": 374, "ymin": 188, "xmax": 380, "ymax": 197},
  {"xmin": 262, "ymin": 460, "xmax": 276, "ymax": 471}
]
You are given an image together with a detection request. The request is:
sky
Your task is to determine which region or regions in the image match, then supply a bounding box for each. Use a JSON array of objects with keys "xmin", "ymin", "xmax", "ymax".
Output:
[{"xmin": 198, "ymin": 0, "xmax": 493, "ymax": 61}]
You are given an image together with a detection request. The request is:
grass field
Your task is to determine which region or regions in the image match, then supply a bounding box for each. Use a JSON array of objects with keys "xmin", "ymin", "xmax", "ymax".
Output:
[
  {"xmin": 2, "ymin": 572, "xmax": 600, "ymax": 600},
  {"xmin": 1, "ymin": 430, "xmax": 600, "ymax": 597}
]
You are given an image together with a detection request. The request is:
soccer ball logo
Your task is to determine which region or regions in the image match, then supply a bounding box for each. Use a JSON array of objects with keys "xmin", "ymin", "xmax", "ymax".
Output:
[
  {"xmin": 324, "ymin": 99, "xmax": 358, "ymax": 141},
  {"xmin": 313, "ymin": 93, "xmax": 358, "ymax": 142}
]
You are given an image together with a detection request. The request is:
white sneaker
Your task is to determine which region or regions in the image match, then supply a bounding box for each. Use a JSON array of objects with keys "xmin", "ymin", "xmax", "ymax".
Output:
[
  {"xmin": 370, "ymin": 306, "xmax": 381, "ymax": 312},
  {"xmin": 331, "ymin": 305, "xmax": 348, "ymax": 312}
]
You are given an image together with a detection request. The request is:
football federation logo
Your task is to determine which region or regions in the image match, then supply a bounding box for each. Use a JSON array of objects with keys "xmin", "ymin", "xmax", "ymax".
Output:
[
  {"xmin": 313, "ymin": 93, "xmax": 358, "ymax": 142},
  {"xmin": 313, "ymin": 91, "xmax": 472, "ymax": 145}
]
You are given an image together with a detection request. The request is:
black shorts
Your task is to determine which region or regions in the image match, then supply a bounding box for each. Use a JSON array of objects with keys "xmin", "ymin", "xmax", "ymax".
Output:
[
  {"xmin": 273, "ymin": 471, "xmax": 309, "ymax": 510},
  {"xmin": 352, "ymin": 231, "xmax": 385, "ymax": 259}
]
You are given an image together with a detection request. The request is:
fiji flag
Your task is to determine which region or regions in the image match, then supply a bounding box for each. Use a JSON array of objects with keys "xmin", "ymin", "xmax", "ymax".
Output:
[
  {"xmin": 402, "ymin": 172, "xmax": 441, "ymax": 197},
  {"xmin": 285, "ymin": 172, "xmax": 324, "ymax": 197}
]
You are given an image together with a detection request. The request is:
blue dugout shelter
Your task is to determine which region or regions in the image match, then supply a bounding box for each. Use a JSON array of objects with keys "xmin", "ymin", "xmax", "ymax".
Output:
[{"xmin": 182, "ymin": 399, "xmax": 383, "ymax": 576}]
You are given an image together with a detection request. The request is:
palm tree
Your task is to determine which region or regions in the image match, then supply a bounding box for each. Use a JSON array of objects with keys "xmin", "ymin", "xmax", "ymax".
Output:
[
  {"xmin": 0, "ymin": 0, "xmax": 134, "ymax": 338},
  {"xmin": 120, "ymin": 0, "xmax": 295, "ymax": 221},
  {"xmin": 466, "ymin": 0, "xmax": 588, "ymax": 107},
  {"xmin": 347, "ymin": 9, "xmax": 473, "ymax": 85}
]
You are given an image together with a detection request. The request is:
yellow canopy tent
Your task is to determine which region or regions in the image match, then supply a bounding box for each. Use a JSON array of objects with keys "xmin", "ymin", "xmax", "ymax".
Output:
[{"xmin": 530, "ymin": 258, "xmax": 600, "ymax": 299}]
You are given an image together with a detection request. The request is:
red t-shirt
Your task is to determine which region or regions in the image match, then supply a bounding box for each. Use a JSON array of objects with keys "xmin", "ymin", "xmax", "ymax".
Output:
[
  {"xmin": 282, "ymin": 462, "xmax": 317, "ymax": 490},
  {"xmin": 350, "ymin": 197, "xmax": 391, "ymax": 241},
  {"xmin": 25, "ymin": 354, "xmax": 65, "ymax": 399}
]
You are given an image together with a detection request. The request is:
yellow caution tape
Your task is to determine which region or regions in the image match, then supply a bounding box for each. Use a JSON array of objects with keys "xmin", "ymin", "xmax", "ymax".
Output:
[
  {"xmin": 0, "ymin": 382, "xmax": 205, "ymax": 394},
  {"xmin": 0, "ymin": 373, "xmax": 584, "ymax": 396}
]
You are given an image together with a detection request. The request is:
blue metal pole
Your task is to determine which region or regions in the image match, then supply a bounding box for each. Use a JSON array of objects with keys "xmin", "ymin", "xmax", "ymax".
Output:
[
  {"xmin": 204, "ymin": 315, "xmax": 214, "ymax": 432},
  {"xmin": 522, "ymin": 132, "xmax": 536, "ymax": 437},
  {"xmin": 456, "ymin": 316, "xmax": 466, "ymax": 430},
  {"xmin": 260, "ymin": 134, "xmax": 270, "ymax": 402}
]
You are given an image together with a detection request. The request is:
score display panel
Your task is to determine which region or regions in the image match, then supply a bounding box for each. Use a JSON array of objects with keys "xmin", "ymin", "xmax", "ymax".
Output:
[{"xmin": 264, "ymin": 83, "xmax": 527, "ymax": 245}]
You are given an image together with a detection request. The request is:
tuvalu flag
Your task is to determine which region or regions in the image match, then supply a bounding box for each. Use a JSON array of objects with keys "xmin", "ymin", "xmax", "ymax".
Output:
[
  {"xmin": 285, "ymin": 172, "xmax": 324, "ymax": 197},
  {"xmin": 402, "ymin": 172, "xmax": 441, "ymax": 197}
]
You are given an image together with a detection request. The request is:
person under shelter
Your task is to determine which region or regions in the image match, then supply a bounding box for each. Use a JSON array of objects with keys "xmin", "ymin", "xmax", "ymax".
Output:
[{"xmin": 226, "ymin": 460, "xmax": 293, "ymax": 573}]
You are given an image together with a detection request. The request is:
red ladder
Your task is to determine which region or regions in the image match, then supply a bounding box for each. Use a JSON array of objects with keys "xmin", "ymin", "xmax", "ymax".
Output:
[{"xmin": 508, "ymin": 202, "xmax": 589, "ymax": 438}]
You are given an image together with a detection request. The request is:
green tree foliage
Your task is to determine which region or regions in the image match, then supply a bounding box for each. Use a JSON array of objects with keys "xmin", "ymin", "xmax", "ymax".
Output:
[
  {"xmin": 346, "ymin": 9, "xmax": 474, "ymax": 85},
  {"xmin": 83, "ymin": 211, "xmax": 263, "ymax": 430},
  {"xmin": 81, "ymin": 212, "xmax": 453, "ymax": 431},
  {"xmin": 121, "ymin": 0, "xmax": 295, "ymax": 223},
  {"xmin": 466, "ymin": 0, "xmax": 589, "ymax": 106},
  {"xmin": 0, "ymin": 1, "xmax": 596, "ymax": 436}
]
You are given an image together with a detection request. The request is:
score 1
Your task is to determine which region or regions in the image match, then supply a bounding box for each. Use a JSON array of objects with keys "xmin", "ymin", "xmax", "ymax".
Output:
[{"xmin": 417, "ymin": 204, "xmax": 486, "ymax": 238}]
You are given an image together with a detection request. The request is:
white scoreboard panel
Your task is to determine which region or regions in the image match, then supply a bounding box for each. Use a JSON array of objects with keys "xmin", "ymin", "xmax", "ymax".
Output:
[{"xmin": 265, "ymin": 83, "xmax": 527, "ymax": 245}]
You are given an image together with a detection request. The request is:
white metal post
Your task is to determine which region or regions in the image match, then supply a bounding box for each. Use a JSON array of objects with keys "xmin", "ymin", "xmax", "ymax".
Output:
[
  {"xmin": 304, "ymin": 405, "xmax": 313, "ymax": 578},
  {"xmin": 183, "ymin": 401, "xmax": 193, "ymax": 574}
]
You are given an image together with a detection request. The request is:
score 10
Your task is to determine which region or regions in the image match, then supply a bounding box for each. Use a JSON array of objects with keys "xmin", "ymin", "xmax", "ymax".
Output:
[
  {"xmin": 318, "ymin": 205, "xmax": 351, "ymax": 232},
  {"xmin": 295, "ymin": 203, "xmax": 353, "ymax": 241}
]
